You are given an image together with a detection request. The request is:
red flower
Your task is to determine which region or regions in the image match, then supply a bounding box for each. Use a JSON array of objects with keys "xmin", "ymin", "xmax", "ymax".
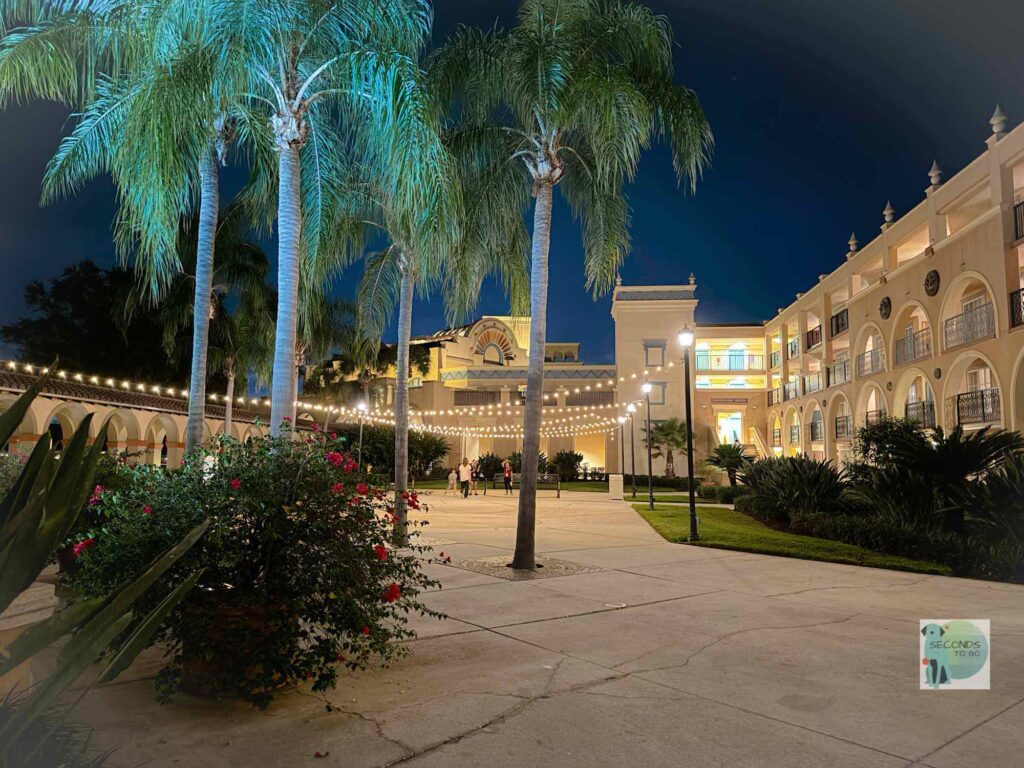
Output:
[
  {"xmin": 312, "ymin": 422, "xmax": 321, "ymax": 432},
  {"xmin": 373, "ymin": 544, "xmax": 388, "ymax": 562},
  {"xmin": 439, "ymin": 551, "xmax": 445, "ymax": 558},
  {"xmin": 330, "ymin": 482, "xmax": 345, "ymax": 495},
  {"xmin": 335, "ymin": 653, "xmax": 345, "ymax": 663},
  {"xmin": 143, "ymin": 505, "xmax": 152, "ymax": 515},
  {"xmin": 326, "ymin": 451, "xmax": 344, "ymax": 467},
  {"xmin": 330, "ymin": 432, "xmax": 337, "ymax": 440},
  {"xmin": 360, "ymin": 626, "xmax": 370, "ymax": 635},
  {"xmin": 72, "ymin": 538, "xmax": 95, "ymax": 558},
  {"xmin": 381, "ymin": 583, "xmax": 400, "ymax": 603},
  {"xmin": 282, "ymin": 416, "xmax": 291, "ymax": 422},
  {"xmin": 356, "ymin": 482, "xmax": 369, "ymax": 495},
  {"xmin": 229, "ymin": 478, "xmax": 241, "ymax": 491}
]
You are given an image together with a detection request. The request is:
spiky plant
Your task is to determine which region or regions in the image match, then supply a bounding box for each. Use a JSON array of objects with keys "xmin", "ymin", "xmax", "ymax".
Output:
[{"xmin": 705, "ymin": 443, "xmax": 752, "ymax": 486}]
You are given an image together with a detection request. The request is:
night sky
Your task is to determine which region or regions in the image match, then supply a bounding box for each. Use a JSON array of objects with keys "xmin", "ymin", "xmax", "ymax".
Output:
[{"xmin": 2, "ymin": 0, "xmax": 1023, "ymax": 367}]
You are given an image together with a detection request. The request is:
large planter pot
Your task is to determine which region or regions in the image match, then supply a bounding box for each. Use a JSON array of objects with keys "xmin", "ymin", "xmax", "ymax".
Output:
[{"xmin": 180, "ymin": 602, "xmax": 296, "ymax": 699}]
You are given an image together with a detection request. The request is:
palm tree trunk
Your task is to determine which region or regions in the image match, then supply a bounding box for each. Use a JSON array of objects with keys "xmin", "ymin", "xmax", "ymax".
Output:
[
  {"xmin": 393, "ymin": 255, "xmax": 414, "ymax": 544},
  {"xmin": 513, "ymin": 181, "xmax": 554, "ymax": 570},
  {"xmin": 184, "ymin": 148, "xmax": 220, "ymax": 455},
  {"xmin": 270, "ymin": 144, "xmax": 302, "ymax": 435},
  {"xmin": 223, "ymin": 368, "xmax": 235, "ymax": 438}
]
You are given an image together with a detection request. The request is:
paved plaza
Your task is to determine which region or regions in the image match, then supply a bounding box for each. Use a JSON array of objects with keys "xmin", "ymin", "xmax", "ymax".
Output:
[{"xmin": 76, "ymin": 492, "xmax": 1024, "ymax": 767}]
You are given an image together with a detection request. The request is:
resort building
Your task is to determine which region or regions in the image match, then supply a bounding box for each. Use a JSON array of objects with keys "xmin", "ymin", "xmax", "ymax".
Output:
[{"xmin": 3, "ymin": 109, "xmax": 1024, "ymax": 479}]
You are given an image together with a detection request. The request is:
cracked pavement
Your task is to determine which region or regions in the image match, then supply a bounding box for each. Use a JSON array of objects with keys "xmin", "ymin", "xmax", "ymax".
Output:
[{"xmin": 75, "ymin": 491, "xmax": 1024, "ymax": 767}]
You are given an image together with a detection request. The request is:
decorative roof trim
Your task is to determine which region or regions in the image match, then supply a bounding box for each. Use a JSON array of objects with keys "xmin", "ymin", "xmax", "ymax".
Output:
[{"xmin": 615, "ymin": 289, "xmax": 696, "ymax": 302}]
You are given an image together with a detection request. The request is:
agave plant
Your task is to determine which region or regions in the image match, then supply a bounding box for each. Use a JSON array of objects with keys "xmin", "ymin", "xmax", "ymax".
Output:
[{"xmin": 0, "ymin": 378, "xmax": 207, "ymax": 759}]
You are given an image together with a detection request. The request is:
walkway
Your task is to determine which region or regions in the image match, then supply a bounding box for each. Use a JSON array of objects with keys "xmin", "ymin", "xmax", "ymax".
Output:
[{"xmin": 78, "ymin": 491, "xmax": 1024, "ymax": 767}]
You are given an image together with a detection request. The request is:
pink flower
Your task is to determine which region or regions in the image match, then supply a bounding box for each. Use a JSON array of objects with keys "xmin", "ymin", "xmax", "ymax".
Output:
[
  {"xmin": 230, "ymin": 479, "xmax": 241, "ymax": 491},
  {"xmin": 330, "ymin": 433, "xmax": 337, "ymax": 440},
  {"xmin": 381, "ymin": 583, "xmax": 400, "ymax": 603},
  {"xmin": 88, "ymin": 485, "xmax": 104, "ymax": 506},
  {"xmin": 356, "ymin": 482, "xmax": 369, "ymax": 495},
  {"xmin": 72, "ymin": 538, "xmax": 95, "ymax": 558},
  {"xmin": 373, "ymin": 544, "xmax": 388, "ymax": 562},
  {"xmin": 326, "ymin": 451, "xmax": 344, "ymax": 467},
  {"xmin": 143, "ymin": 505, "xmax": 152, "ymax": 515},
  {"xmin": 330, "ymin": 482, "xmax": 344, "ymax": 495},
  {"xmin": 283, "ymin": 416, "xmax": 291, "ymax": 422}
]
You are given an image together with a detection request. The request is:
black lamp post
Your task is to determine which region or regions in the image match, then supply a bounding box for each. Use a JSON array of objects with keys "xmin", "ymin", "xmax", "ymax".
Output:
[
  {"xmin": 356, "ymin": 400, "xmax": 368, "ymax": 472},
  {"xmin": 677, "ymin": 325, "xmax": 699, "ymax": 541},
  {"xmin": 642, "ymin": 380, "xmax": 654, "ymax": 511},
  {"xmin": 627, "ymin": 403, "xmax": 637, "ymax": 498},
  {"xmin": 617, "ymin": 416, "xmax": 626, "ymax": 478}
]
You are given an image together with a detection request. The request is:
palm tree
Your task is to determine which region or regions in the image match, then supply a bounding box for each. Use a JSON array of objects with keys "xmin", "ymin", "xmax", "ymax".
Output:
[
  {"xmin": 705, "ymin": 443, "xmax": 752, "ymax": 486},
  {"xmin": 432, "ymin": 0, "xmax": 712, "ymax": 568},
  {"xmin": 1, "ymin": 1, "xmax": 244, "ymax": 455},
  {"xmin": 645, "ymin": 418, "xmax": 689, "ymax": 478},
  {"xmin": 213, "ymin": 0, "xmax": 454, "ymax": 436}
]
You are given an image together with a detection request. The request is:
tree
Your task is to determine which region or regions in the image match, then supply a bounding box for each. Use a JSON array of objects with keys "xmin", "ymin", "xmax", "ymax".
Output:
[
  {"xmin": 432, "ymin": 0, "xmax": 712, "ymax": 568},
  {"xmin": 551, "ymin": 450, "xmax": 583, "ymax": 482},
  {"xmin": 646, "ymin": 418, "xmax": 689, "ymax": 478},
  {"xmin": 1, "ymin": 261, "xmax": 186, "ymax": 382},
  {"xmin": 705, "ymin": 443, "xmax": 751, "ymax": 486}
]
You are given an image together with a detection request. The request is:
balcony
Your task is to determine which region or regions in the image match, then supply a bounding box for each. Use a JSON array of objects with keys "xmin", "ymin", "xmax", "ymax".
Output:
[
  {"xmin": 770, "ymin": 350, "xmax": 781, "ymax": 368},
  {"xmin": 946, "ymin": 388, "xmax": 1001, "ymax": 426},
  {"xmin": 768, "ymin": 387, "xmax": 782, "ymax": 406},
  {"xmin": 788, "ymin": 425, "xmax": 801, "ymax": 444},
  {"xmin": 944, "ymin": 302, "xmax": 995, "ymax": 350},
  {"xmin": 787, "ymin": 338, "xmax": 799, "ymax": 359},
  {"xmin": 803, "ymin": 371, "xmax": 823, "ymax": 394},
  {"xmin": 771, "ymin": 428, "xmax": 782, "ymax": 447},
  {"xmin": 566, "ymin": 390, "xmax": 614, "ymax": 406},
  {"xmin": 1015, "ymin": 200, "xmax": 1024, "ymax": 241},
  {"xmin": 808, "ymin": 419, "xmax": 824, "ymax": 442},
  {"xmin": 834, "ymin": 415, "xmax": 853, "ymax": 439},
  {"xmin": 695, "ymin": 352, "xmax": 765, "ymax": 371},
  {"xmin": 893, "ymin": 329, "xmax": 932, "ymax": 366},
  {"xmin": 905, "ymin": 400, "xmax": 936, "ymax": 429},
  {"xmin": 830, "ymin": 308, "xmax": 849, "ymax": 337},
  {"xmin": 826, "ymin": 359, "xmax": 851, "ymax": 387},
  {"xmin": 805, "ymin": 325, "xmax": 822, "ymax": 350},
  {"xmin": 783, "ymin": 381, "xmax": 800, "ymax": 401},
  {"xmin": 856, "ymin": 348, "xmax": 885, "ymax": 378},
  {"xmin": 454, "ymin": 390, "xmax": 500, "ymax": 406},
  {"xmin": 864, "ymin": 409, "xmax": 887, "ymax": 426},
  {"xmin": 1011, "ymin": 288, "xmax": 1024, "ymax": 329}
]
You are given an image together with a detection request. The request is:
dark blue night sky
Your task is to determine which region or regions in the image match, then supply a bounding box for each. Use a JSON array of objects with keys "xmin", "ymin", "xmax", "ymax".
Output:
[{"xmin": 1, "ymin": 0, "xmax": 1023, "ymax": 367}]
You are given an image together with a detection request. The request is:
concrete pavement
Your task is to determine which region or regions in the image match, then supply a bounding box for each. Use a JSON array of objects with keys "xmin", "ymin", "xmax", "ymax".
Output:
[{"xmin": 76, "ymin": 491, "xmax": 1024, "ymax": 767}]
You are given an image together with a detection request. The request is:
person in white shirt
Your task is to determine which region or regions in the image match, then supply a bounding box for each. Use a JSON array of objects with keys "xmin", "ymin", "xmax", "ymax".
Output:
[{"xmin": 458, "ymin": 459, "xmax": 473, "ymax": 498}]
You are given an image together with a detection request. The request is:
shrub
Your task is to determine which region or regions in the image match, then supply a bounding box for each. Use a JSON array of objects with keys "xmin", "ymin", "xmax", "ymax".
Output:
[
  {"xmin": 71, "ymin": 431, "xmax": 439, "ymax": 708},
  {"xmin": 508, "ymin": 451, "xmax": 548, "ymax": 473},
  {"xmin": 551, "ymin": 450, "xmax": 584, "ymax": 482},
  {"xmin": 475, "ymin": 452, "xmax": 504, "ymax": 479},
  {"xmin": 739, "ymin": 456, "xmax": 846, "ymax": 523},
  {"xmin": 0, "ymin": 451, "xmax": 27, "ymax": 496}
]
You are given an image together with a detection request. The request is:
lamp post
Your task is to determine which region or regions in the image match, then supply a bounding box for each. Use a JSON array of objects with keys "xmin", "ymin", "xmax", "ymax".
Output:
[
  {"xmin": 356, "ymin": 400, "xmax": 368, "ymax": 472},
  {"xmin": 641, "ymin": 380, "xmax": 654, "ymax": 511},
  {"xmin": 617, "ymin": 416, "xmax": 626, "ymax": 477},
  {"xmin": 626, "ymin": 403, "xmax": 637, "ymax": 498},
  {"xmin": 677, "ymin": 325, "xmax": 699, "ymax": 541}
]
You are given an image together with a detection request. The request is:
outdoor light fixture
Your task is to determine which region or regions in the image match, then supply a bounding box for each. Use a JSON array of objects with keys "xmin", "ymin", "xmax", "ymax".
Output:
[
  {"xmin": 641, "ymin": 380, "xmax": 652, "ymax": 394},
  {"xmin": 356, "ymin": 401, "xmax": 368, "ymax": 471},
  {"xmin": 626, "ymin": 403, "xmax": 637, "ymax": 497},
  {"xmin": 642, "ymin": 380, "xmax": 654, "ymax": 511},
  {"xmin": 678, "ymin": 328, "xmax": 699, "ymax": 541}
]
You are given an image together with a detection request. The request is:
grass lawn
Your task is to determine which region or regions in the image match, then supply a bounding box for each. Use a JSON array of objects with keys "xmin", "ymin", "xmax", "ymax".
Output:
[{"xmin": 636, "ymin": 504, "xmax": 951, "ymax": 575}]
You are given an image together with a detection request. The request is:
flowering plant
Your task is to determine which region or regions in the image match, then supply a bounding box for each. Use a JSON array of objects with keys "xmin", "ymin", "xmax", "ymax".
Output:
[{"xmin": 70, "ymin": 431, "xmax": 440, "ymax": 708}]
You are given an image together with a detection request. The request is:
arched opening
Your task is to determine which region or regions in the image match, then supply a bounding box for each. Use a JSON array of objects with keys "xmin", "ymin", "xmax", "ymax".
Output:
[
  {"xmin": 768, "ymin": 411, "xmax": 782, "ymax": 453},
  {"xmin": 856, "ymin": 383, "xmax": 888, "ymax": 428},
  {"xmin": 43, "ymin": 403, "xmax": 90, "ymax": 455},
  {"xmin": 143, "ymin": 415, "xmax": 181, "ymax": 468},
  {"xmin": 891, "ymin": 303, "xmax": 933, "ymax": 368},
  {"xmin": 940, "ymin": 273, "xmax": 997, "ymax": 352},
  {"xmin": 943, "ymin": 351, "xmax": 1003, "ymax": 429},
  {"xmin": 894, "ymin": 369, "xmax": 937, "ymax": 429},
  {"xmin": 482, "ymin": 343, "xmax": 505, "ymax": 366},
  {"xmin": 807, "ymin": 404, "xmax": 825, "ymax": 460},
  {"xmin": 783, "ymin": 407, "xmax": 801, "ymax": 456},
  {"xmin": 854, "ymin": 322, "xmax": 886, "ymax": 378},
  {"xmin": 103, "ymin": 410, "xmax": 142, "ymax": 461},
  {"xmin": 827, "ymin": 392, "xmax": 853, "ymax": 463}
]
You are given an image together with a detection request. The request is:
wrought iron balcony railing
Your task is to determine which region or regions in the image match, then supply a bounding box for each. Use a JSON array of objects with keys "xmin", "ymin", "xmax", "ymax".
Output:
[
  {"xmin": 771, "ymin": 428, "xmax": 782, "ymax": 447},
  {"xmin": 944, "ymin": 302, "xmax": 995, "ymax": 350},
  {"xmin": 768, "ymin": 386, "xmax": 783, "ymax": 406},
  {"xmin": 770, "ymin": 350, "xmax": 781, "ymax": 368},
  {"xmin": 827, "ymin": 359, "xmax": 851, "ymax": 387},
  {"xmin": 803, "ymin": 371, "xmax": 823, "ymax": 394},
  {"xmin": 808, "ymin": 420, "xmax": 824, "ymax": 442},
  {"xmin": 830, "ymin": 308, "xmax": 849, "ymax": 337},
  {"xmin": 695, "ymin": 353, "xmax": 765, "ymax": 371},
  {"xmin": 783, "ymin": 381, "xmax": 800, "ymax": 401},
  {"xmin": 805, "ymin": 325, "xmax": 822, "ymax": 350},
  {"xmin": 834, "ymin": 415, "xmax": 853, "ymax": 439},
  {"xmin": 454, "ymin": 390, "xmax": 500, "ymax": 406},
  {"xmin": 787, "ymin": 338, "xmax": 799, "ymax": 359},
  {"xmin": 864, "ymin": 409, "xmax": 887, "ymax": 426},
  {"xmin": 893, "ymin": 328, "xmax": 932, "ymax": 366},
  {"xmin": 788, "ymin": 425, "xmax": 801, "ymax": 444},
  {"xmin": 946, "ymin": 388, "xmax": 1001, "ymax": 426},
  {"xmin": 1011, "ymin": 288, "xmax": 1024, "ymax": 330},
  {"xmin": 856, "ymin": 348, "xmax": 886, "ymax": 377},
  {"xmin": 905, "ymin": 400, "xmax": 936, "ymax": 429},
  {"xmin": 1014, "ymin": 200, "xmax": 1024, "ymax": 242}
]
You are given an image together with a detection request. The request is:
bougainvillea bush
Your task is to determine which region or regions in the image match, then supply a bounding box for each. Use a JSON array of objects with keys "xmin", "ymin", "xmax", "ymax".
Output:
[{"xmin": 69, "ymin": 430, "xmax": 439, "ymax": 708}]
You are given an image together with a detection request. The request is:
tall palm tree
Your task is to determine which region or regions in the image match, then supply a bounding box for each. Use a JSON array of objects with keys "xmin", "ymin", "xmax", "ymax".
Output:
[
  {"xmin": 432, "ymin": 0, "xmax": 713, "ymax": 568},
  {"xmin": 214, "ymin": 0, "xmax": 454, "ymax": 435},
  {"xmin": 705, "ymin": 443, "xmax": 752, "ymax": 486}
]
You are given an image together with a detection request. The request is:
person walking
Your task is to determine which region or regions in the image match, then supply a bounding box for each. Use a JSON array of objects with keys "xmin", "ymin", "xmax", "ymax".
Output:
[
  {"xmin": 502, "ymin": 458, "xmax": 514, "ymax": 495},
  {"xmin": 445, "ymin": 466, "xmax": 458, "ymax": 496},
  {"xmin": 458, "ymin": 458, "xmax": 472, "ymax": 498},
  {"xmin": 470, "ymin": 457, "xmax": 481, "ymax": 495}
]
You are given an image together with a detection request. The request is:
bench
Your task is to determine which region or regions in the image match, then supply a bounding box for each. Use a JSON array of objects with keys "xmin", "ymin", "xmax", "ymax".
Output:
[{"xmin": 490, "ymin": 473, "xmax": 561, "ymax": 497}]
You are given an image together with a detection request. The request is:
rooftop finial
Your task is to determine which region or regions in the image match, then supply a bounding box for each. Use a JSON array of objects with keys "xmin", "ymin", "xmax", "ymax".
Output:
[
  {"xmin": 848, "ymin": 232, "xmax": 859, "ymax": 253},
  {"xmin": 882, "ymin": 201, "xmax": 895, "ymax": 228},
  {"xmin": 688, "ymin": 272, "xmax": 696, "ymax": 286},
  {"xmin": 990, "ymin": 105, "xmax": 1007, "ymax": 138},
  {"xmin": 928, "ymin": 160, "xmax": 942, "ymax": 189},
  {"xmin": 614, "ymin": 271, "xmax": 622, "ymax": 287}
]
